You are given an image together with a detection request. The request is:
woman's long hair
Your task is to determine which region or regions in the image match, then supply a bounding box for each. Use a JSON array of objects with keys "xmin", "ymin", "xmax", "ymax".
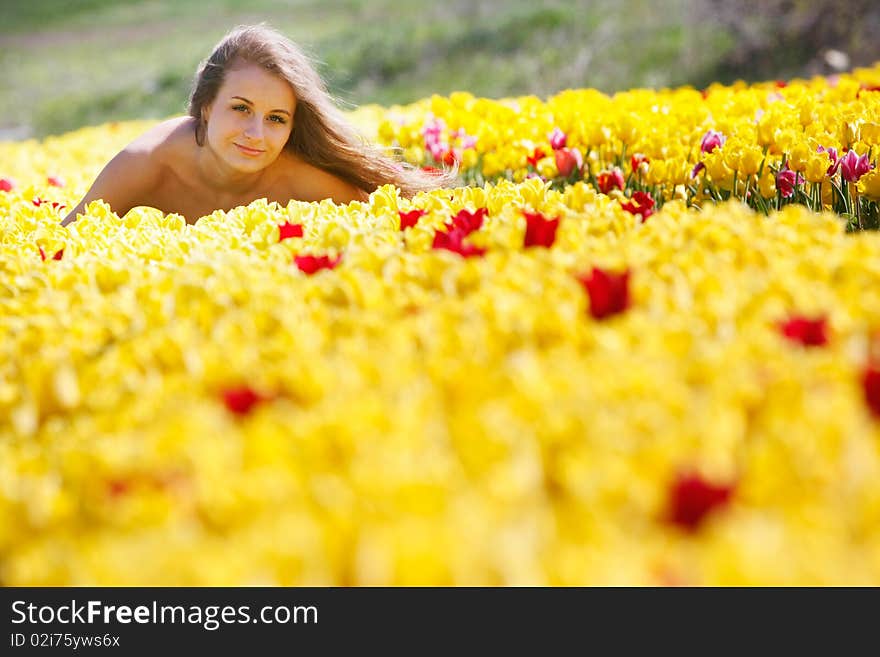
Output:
[{"xmin": 188, "ymin": 23, "xmax": 457, "ymax": 198}]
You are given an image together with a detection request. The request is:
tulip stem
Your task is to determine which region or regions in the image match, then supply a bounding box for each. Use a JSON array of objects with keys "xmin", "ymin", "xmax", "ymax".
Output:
[{"xmin": 855, "ymin": 190, "xmax": 863, "ymax": 230}]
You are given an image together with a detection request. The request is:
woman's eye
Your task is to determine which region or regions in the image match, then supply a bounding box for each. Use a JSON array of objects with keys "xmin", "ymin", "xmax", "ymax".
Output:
[
  {"xmin": 232, "ymin": 105, "xmax": 248, "ymax": 112},
  {"xmin": 269, "ymin": 115, "xmax": 287, "ymax": 124}
]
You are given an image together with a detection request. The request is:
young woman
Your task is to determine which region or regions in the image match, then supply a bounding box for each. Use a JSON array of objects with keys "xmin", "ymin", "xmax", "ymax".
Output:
[{"xmin": 61, "ymin": 23, "xmax": 452, "ymax": 227}]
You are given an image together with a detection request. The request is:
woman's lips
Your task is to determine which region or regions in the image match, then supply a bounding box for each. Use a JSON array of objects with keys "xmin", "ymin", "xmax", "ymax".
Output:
[{"xmin": 235, "ymin": 143, "xmax": 264, "ymax": 156}]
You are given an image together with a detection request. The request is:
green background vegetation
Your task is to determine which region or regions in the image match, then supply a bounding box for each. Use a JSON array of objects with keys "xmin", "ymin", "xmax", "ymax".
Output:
[{"xmin": 1, "ymin": 0, "xmax": 878, "ymax": 139}]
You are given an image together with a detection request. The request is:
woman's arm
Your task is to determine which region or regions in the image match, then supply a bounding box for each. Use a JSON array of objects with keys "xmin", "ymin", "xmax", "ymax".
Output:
[{"xmin": 61, "ymin": 146, "xmax": 161, "ymax": 227}]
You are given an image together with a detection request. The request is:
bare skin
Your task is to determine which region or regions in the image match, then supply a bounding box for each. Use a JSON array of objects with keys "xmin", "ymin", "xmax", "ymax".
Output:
[{"xmin": 61, "ymin": 63, "xmax": 368, "ymax": 227}]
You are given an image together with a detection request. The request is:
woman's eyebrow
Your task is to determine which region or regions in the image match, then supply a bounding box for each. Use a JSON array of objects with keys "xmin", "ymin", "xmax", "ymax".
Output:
[{"xmin": 230, "ymin": 96, "xmax": 292, "ymax": 116}]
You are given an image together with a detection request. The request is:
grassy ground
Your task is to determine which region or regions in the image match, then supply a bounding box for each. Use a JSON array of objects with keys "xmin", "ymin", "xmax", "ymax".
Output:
[
  {"xmin": 0, "ymin": 0, "xmax": 792, "ymax": 139},
  {"xmin": 1, "ymin": 0, "xmax": 728, "ymax": 139}
]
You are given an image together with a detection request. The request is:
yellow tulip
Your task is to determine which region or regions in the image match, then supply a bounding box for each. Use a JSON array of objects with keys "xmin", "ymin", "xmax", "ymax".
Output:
[
  {"xmin": 758, "ymin": 170, "xmax": 777, "ymax": 198},
  {"xmin": 858, "ymin": 170, "xmax": 880, "ymax": 201},
  {"xmin": 803, "ymin": 152, "xmax": 831, "ymax": 184}
]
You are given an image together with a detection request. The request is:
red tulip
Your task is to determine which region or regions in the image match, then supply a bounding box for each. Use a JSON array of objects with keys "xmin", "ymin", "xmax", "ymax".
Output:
[
  {"xmin": 527, "ymin": 147, "xmax": 547, "ymax": 167},
  {"xmin": 779, "ymin": 315, "xmax": 829, "ymax": 346},
  {"xmin": 577, "ymin": 267, "xmax": 631, "ymax": 319},
  {"xmin": 863, "ymin": 366, "xmax": 880, "ymax": 418},
  {"xmin": 442, "ymin": 149, "xmax": 460, "ymax": 167},
  {"xmin": 630, "ymin": 153, "xmax": 650, "ymax": 173},
  {"xmin": 294, "ymin": 253, "xmax": 342, "ymax": 274},
  {"xmin": 432, "ymin": 228, "xmax": 486, "ymax": 258},
  {"xmin": 399, "ymin": 209, "xmax": 427, "ymax": 230},
  {"xmin": 47, "ymin": 175, "xmax": 65, "ymax": 188},
  {"xmin": 38, "ymin": 246, "xmax": 63, "ymax": 261},
  {"xmin": 596, "ymin": 167, "xmax": 625, "ymax": 194},
  {"xmin": 620, "ymin": 191, "xmax": 655, "ymax": 221},
  {"xmin": 667, "ymin": 472, "xmax": 734, "ymax": 532},
  {"xmin": 522, "ymin": 210, "xmax": 560, "ymax": 248},
  {"xmin": 0, "ymin": 177, "xmax": 14, "ymax": 192},
  {"xmin": 106, "ymin": 478, "xmax": 132, "ymax": 498},
  {"xmin": 450, "ymin": 207, "xmax": 487, "ymax": 235},
  {"xmin": 222, "ymin": 386, "xmax": 264, "ymax": 415},
  {"xmin": 278, "ymin": 221, "xmax": 304, "ymax": 241},
  {"xmin": 31, "ymin": 197, "xmax": 65, "ymax": 212},
  {"xmin": 554, "ymin": 147, "xmax": 583, "ymax": 178}
]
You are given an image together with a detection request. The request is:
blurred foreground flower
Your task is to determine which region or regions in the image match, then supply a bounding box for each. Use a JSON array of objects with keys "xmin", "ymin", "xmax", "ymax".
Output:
[
  {"xmin": 667, "ymin": 472, "xmax": 734, "ymax": 532},
  {"xmin": 577, "ymin": 267, "xmax": 631, "ymax": 319},
  {"xmin": 295, "ymin": 253, "xmax": 342, "ymax": 274},
  {"xmin": 779, "ymin": 316, "xmax": 829, "ymax": 346}
]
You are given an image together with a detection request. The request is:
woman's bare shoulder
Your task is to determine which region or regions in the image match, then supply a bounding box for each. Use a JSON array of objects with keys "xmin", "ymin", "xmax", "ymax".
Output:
[
  {"xmin": 117, "ymin": 116, "xmax": 199, "ymax": 191},
  {"xmin": 127, "ymin": 116, "xmax": 195, "ymax": 158},
  {"xmin": 60, "ymin": 117, "xmax": 196, "ymax": 225},
  {"xmin": 281, "ymin": 152, "xmax": 370, "ymax": 204}
]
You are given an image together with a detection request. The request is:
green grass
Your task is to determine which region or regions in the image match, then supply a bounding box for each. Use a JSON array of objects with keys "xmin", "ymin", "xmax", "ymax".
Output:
[{"xmin": 1, "ymin": 0, "xmax": 733, "ymax": 139}]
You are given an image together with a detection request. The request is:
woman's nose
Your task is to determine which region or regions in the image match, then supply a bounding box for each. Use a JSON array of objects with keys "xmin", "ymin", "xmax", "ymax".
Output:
[{"xmin": 244, "ymin": 118, "xmax": 264, "ymax": 140}]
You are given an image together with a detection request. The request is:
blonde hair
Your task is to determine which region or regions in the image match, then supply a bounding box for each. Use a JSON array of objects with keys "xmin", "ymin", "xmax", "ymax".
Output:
[{"xmin": 188, "ymin": 23, "xmax": 457, "ymax": 198}]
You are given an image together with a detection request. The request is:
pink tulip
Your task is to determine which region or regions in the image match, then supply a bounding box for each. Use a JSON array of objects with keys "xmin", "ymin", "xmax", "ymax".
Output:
[
  {"xmin": 422, "ymin": 117, "xmax": 445, "ymax": 140},
  {"xmin": 838, "ymin": 149, "xmax": 874, "ymax": 183},
  {"xmin": 423, "ymin": 117, "xmax": 450, "ymax": 163},
  {"xmin": 700, "ymin": 130, "xmax": 726, "ymax": 154},
  {"xmin": 427, "ymin": 142, "xmax": 446, "ymax": 161},
  {"xmin": 452, "ymin": 128, "xmax": 477, "ymax": 150},
  {"xmin": 776, "ymin": 166, "xmax": 804, "ymax": 198},
  {"xmin": 817, "ymin": 146, "xmax": 839, "ymax": 176},
  {"xmin": 549, "ymin": 127, "xmax": 567, "ymax": 150}
]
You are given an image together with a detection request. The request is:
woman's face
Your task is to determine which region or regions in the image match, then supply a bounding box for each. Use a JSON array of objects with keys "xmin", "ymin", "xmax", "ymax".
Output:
[{"xmin": 203, "ymin": 61, "xmax": 296, "ymax": 174}]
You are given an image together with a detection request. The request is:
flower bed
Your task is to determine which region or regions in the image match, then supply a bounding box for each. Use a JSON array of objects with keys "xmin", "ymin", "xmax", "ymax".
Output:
[
  {"xmin": 372, "ymin": 62, "xmax": 880, "ymax": 229},
  {"xmin": 2, "ymin": 69, "xmax": 880, "ymax": 585}
]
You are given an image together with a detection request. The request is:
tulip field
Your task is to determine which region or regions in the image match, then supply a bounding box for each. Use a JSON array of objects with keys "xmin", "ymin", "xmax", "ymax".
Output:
[{"xmin": 2, "ymin": 63, "xmax": 880, "ymax": 585}]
